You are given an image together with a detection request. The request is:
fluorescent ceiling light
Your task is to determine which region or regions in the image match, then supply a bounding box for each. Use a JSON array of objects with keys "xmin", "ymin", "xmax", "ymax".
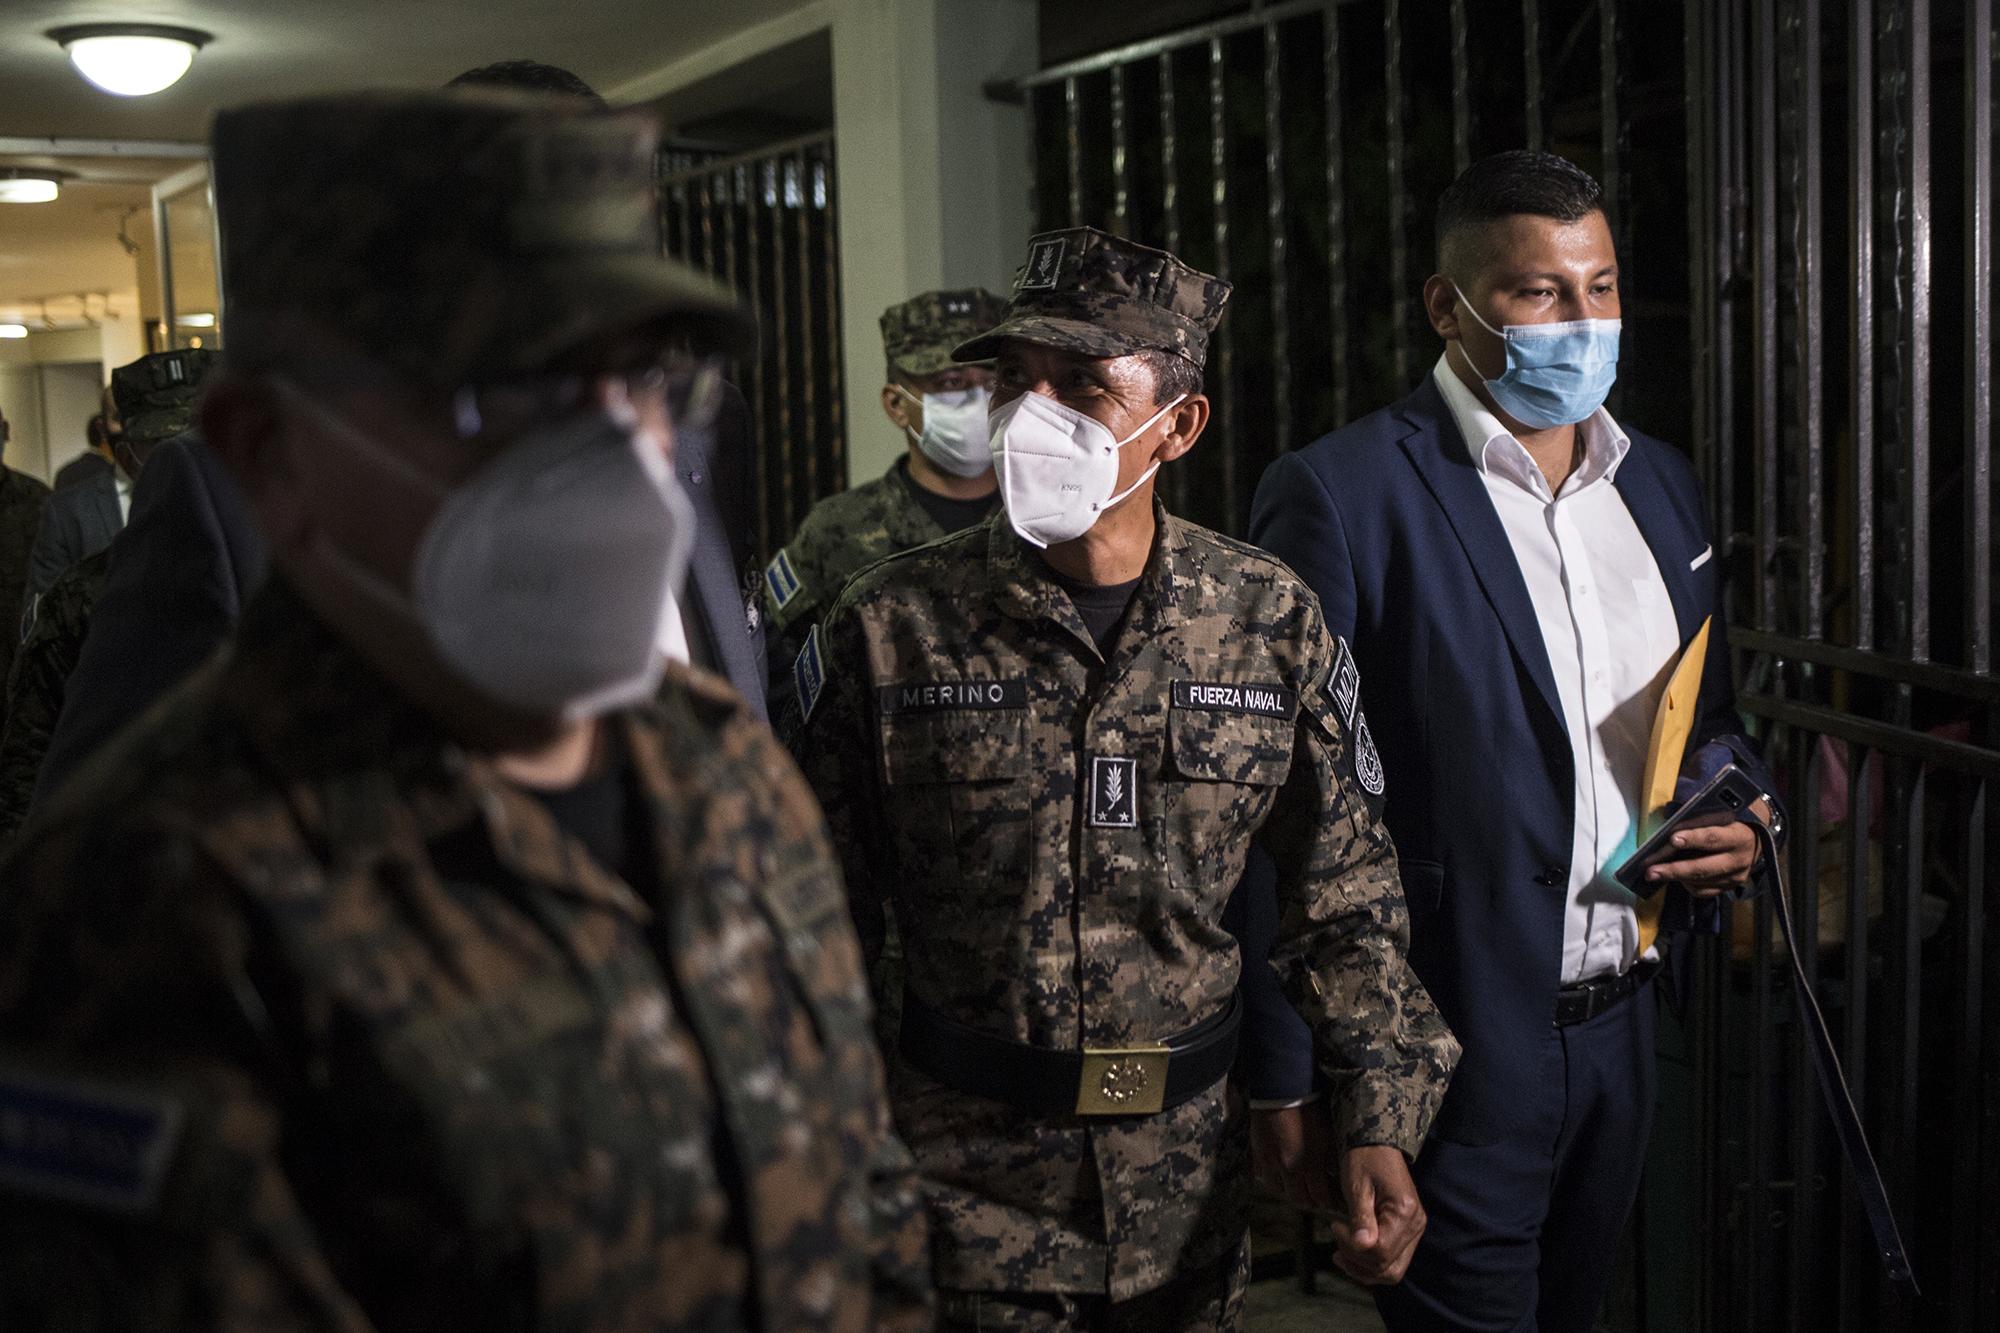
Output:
[
  {"xmin": 0, "ymin": 174, "xmax": 62, "ymax": 204},
  {"xmin": 50, "ymin": 25, "xmax": 211, "ymax": 98},
  {"xmin": 0, "ymin": 325, "xmax": 28, "ymax": 339},
  {"xmin": 175, "ymin": 312, "xmax": 216, "ymax": 328}
]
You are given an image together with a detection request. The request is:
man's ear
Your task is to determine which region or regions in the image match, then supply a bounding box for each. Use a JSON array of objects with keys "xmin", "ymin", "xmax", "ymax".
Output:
[
  {"xmin": 1155, "ymin": 394, "xmax": 1209, "ymax": 464},
  {"xmin": 881, "ymin": 382, "xmax": 916, "ymax": 433},
  {"xmin": 200, "ymin": 373, "xmax": 310, "ymax": 549},
  {"xmin": 1423, "ymin": 274, "xmax": 1463, "ymax": 341}
]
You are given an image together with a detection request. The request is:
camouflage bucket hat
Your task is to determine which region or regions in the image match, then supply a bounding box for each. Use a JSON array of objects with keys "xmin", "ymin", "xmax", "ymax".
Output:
[
  {"xmin": 212, "ymin": 90, "xmax": 751, "ymax": 388},
  {"xmin": 880, "ymin": 288, "xmax": 1008, "ymax": 377},
  {"xmin": 953, "ymin": 227, "xmax": 1231, "ymax": 368},
  {"xmin": 110, "ymin": 348, "xmax": 218, "ymax": 446}
]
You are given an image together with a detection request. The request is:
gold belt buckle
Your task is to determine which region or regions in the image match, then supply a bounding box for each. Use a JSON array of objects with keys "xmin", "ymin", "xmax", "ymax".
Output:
[{"xmin": 1075, "ymin": 1044, "xmax": 1171, "ymax": 1116}]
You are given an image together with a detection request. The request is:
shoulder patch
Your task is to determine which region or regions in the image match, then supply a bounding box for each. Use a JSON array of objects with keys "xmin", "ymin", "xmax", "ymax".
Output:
[
  {"xmin": 1353, "ymin": 716, "xmax": 1386, "ymax": 797},
  {"xmin": 764, "ymin": 548, "xmax": 803, "ymax": 612},
  {"xmin": 1329, "ymin": 637, "xmax": 1361, "ymax": 728},
  {"xmin": 0, "ymin": 1066, "xmax": 184, "ymax": 1215},
  {"xmin": 793, "ymin": 623, "xmax": 827, "ymax": 724}
]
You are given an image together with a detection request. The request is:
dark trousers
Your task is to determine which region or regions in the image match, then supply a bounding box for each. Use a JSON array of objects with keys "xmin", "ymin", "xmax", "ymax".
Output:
[
  {"xmin": 935, "ymin": 1239, "xmax": 1250, "ymax": 1333},
  {"xmin": 1375, "ymin": 983, "xmax": 1658, "ymax": 1333}
]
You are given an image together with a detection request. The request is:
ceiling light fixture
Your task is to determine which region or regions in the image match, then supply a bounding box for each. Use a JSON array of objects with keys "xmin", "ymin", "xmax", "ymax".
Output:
[
  {"xmin": 175, "ymin": 312, "xmax": 216, "ymax": 328},
  {"xmin": 49, "ymin": 24, "xmax": 211, "ymax": 98},
  {"xmin": 0, "ymin": 325, "xmax": 28, "ymax": 340},
  {"xmin": 0, "ymin": 171, "xmax": 66, "ymax": 204}
]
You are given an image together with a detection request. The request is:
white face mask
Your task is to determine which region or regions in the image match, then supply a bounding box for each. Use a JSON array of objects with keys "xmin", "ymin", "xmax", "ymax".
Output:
[
  {"xmin": 895, "ymin": 384, "xmax": 994, "ymax": 478},
  {"xmin": 985, "ymin": 390, "xmax": 1185, "ymax": 548},
  {"xmin": 275, "ymin": 379, "xmax": 694, "ymax": 721}
]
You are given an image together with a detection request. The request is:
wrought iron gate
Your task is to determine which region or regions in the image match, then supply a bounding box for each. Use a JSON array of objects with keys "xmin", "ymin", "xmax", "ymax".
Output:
[
  {"xmin": 660, "ymin": 133, "xmax": 844, "ymax": 564},
  {"xmin": 1019, "ymin": 2, "xmax": 1997, "ymax": 1330}
]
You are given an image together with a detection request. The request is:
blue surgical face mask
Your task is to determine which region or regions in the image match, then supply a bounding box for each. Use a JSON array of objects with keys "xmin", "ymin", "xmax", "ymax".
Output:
[{"xmin": 1452, "ymin": 285, "xmax": 1620, "ymax": 429}]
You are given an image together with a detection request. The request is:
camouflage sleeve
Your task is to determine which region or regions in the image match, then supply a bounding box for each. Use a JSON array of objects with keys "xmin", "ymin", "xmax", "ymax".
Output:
[
  {"xmin": 748, "ymin": 716, "xmax": 931, "ymax": 1327},
  {"xmin": 790, "ymin": 600, "xmax": 891, "ymax": 967},
  {"xmin": 0, "ymin": 583, "xmax": 88, "ymax": 843},
  {"xmin": 0, "ymin": 824, "xmax": 377, "ymax": 1331},
  {"xmin": 1255, "ymin": 612, "xmax": 1460, "ymax": 1158}
]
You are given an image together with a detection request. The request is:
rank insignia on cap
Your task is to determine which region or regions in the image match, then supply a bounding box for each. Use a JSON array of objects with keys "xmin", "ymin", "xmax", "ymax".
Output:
[
  {"xmin": 794, "ymin": 623, "xmax": 827, "ymax": 723},
  {"xmin": 764, "ymin": 549, "xmax": 802, "ymax": 611},
  {"xmin": 1353, "ymin": 716, "xmax": 1386, "ymax": 797},
  {"xmin": 0, "ymin": 1066, "xmax": 185, "ymax": 1215},
  {"xmin": 1330, "ymin": 638, "xmax": 1361, "ymax": 728},
  {"xmin": 1088, "ymin": 754, "xmax": 1138, "ymax": 828},
  {"xmin": 1019, "ymin": 237, "xmax": 1066, "ymax": 291}
]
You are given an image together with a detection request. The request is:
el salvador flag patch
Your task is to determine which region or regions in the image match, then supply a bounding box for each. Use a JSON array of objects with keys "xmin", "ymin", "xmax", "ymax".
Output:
[
  {"xmin": 764, "ymin": 549, "xmax": 802, "ymax": 611},
  {"xmin": 794, "ymin": 624, "xmax": 827, "ymax": 722}
]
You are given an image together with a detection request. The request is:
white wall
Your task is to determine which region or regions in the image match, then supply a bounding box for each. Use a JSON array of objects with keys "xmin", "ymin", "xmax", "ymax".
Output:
[
  {"xmin": 38, "ymin": 363, "xmax": 105, "ymax": 481},
  {"xmin": 830, "ymin": 0, "xmax": 1036, "ymax": 485}
]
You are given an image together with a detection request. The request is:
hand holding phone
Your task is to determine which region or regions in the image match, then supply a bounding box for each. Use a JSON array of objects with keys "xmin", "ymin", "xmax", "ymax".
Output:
[{"xmin": 1614, "ymin": 762, "xmax": 1765, "ymax": 895}]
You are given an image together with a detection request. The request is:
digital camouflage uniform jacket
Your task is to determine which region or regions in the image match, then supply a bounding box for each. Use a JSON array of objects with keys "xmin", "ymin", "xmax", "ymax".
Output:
[
  {"xmin": 0, "ymin": 583, "xmax": 931, "ymax": 1332},
  {"xmin": 0, "ymin": 464, "xmax": 52, "ymax": 720},
  {"xmin": 763, "ymin": 460, "xmax": 949, "ymax": 728},
  {"xmin": 796, "ymin": 503, "xmax": 1460, "ymax": 1299},
  {"xmin": 0, "ymin": 546, "xmax": 109, "ymax": 843}
]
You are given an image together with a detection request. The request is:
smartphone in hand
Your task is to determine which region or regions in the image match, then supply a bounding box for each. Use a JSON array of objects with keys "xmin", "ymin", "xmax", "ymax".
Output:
[{"xmin": 1614, "ymin": 763, "xmax": 1765, "ymax": 895}]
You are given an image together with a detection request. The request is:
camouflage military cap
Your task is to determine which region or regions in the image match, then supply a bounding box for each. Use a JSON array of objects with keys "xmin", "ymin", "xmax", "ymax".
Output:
[
  {"xmin": 880, "ymin": 288, "xmax": 1008, "ymax": 378},
  {"xmin": 109, "ymin": 349, "xmax": 217, "ymax": 446},
  {"xmin": 953, "ymin": 227, "xmax": 1231, "ymax": 368},
  {"xmin": 212, "ymin": 91, "xmax": 750, "ymax": 388}
]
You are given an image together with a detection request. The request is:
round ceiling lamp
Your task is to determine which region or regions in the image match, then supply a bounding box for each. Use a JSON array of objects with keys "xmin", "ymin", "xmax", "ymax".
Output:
[
  {"xmin": 0, "ymin": 171, "xmax": 66, "ymax": 204},
  {"xmin": 49, "ymin": 24, "xmax": 211, "ymax": 97}
]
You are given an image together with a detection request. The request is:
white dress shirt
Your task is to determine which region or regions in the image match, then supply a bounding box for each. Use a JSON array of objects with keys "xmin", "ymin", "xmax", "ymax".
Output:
[
  {"xmin": 1432, "ymin": 356, "xmax": 1681, "ymax": 984},
  {"xmin": 115, "ymin": 472, "xmax": 132, "ymax": 524}
]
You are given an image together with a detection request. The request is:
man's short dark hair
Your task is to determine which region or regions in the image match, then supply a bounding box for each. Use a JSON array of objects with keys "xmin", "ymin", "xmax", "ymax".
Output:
[
  {"xmin": 446, "ymin": 60, "xmax": 604, "ymax": 108},
  {"xmin": 1137, "ymin": 348, "xmax": 1203, "ymax": 405},
  {"xmin": 1435, "ymin": 151, "xmax": 1605, "ymax": 278},
  {"xmin": 86, "ymin": 414, "xmax": 106, "ymax": 447}
]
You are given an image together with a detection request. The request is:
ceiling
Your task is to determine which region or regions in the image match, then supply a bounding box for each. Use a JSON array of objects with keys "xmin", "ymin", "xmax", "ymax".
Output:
[
  {"xmin": 0, "ymin": 0, "xmax": 820, "ymax": 141},
  {"xmin": 0, "ymin": 0, "xmax": 829, "ymax": 326}
]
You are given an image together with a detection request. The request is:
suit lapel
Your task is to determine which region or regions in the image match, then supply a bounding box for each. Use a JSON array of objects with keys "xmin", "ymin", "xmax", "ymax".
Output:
[
  {"xmin": 1611, "ymin": 446, "xmax": 1700, "ymax": 643},
  {"xmin": 93, "ymin": 473, "xmax": 121, "ymax": 542},
  {"xmin": 1395, "ymin": 377, "xmax": 1568, "ymax": 737}
]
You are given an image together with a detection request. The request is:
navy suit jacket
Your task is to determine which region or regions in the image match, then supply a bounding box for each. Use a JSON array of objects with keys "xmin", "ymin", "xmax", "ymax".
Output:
[
  {"xmin": 1235, "ymin": 375, "xmax": 1774, "ymax": 1146},
  {"xmin": 21, "ymin": 467, "xmax": 122, "ymax": 614},
  {"xmin": 34, "ymin": 433, "xmax": 266, "ymax": 806}
]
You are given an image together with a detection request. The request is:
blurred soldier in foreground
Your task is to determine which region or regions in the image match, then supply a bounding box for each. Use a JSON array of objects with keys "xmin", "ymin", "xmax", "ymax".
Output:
[
  {"xmin": 0, "ymin": 90, "xmax": 927, "ymax": 1332},
  {"xmin": 0, "ymin": 349, "xmax": 217, "ymax": 844},
  {"xmin": 796, "ymin": 227, "xmax": 1458, "ymax": 1331},
  {"xmin": 764, "ymin": 286, "xmax": 1007, "ymax": 727}
]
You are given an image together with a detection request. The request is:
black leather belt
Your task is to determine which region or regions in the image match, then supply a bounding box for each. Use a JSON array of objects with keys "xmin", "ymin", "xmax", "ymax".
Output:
[
  {"xmin": 899, "ymin": 992, "xmax": 1241, "ymax": 1117},
  {"xmin": 1553, "ymin": 957, "xmax": 1662, "ymax": 1026}
]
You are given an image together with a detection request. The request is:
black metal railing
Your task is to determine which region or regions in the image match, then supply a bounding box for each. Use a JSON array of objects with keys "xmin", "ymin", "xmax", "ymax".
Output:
[
  {"xmin": 1018, "ymin": 1, "xmax": 1996, "ymax": 1329},
  {"xmin": 660, "ymin": 132, "xmax": 844, "ymax": 565}
]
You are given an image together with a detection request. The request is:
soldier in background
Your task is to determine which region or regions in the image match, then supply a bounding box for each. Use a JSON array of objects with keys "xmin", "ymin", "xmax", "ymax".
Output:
[
  {"xmin": 0, "ymin": 90, "xmax": 927, "ymax": 1331},
  {"xmin": 0, "ymin": 407, "xmax": 51, "ymax": 722},
  {"xmin": 0, "ymin": 348, "xmax": 217, "ymax": 843},
  {"xmin": 796, "ymin": 227, "xmax": 1458, "ymax": 1331},
  {"xmin": 764, "ymin": 286, "xmax": 1007, "ymax": 728}
]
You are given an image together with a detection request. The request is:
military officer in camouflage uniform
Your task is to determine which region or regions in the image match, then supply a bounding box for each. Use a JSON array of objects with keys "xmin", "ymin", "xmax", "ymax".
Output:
[
  {"xmin": 764, "ymin": 287, "xmax": 1008, "ymax": 723},
  {"xmin": 795, "ymin": 227, "xmax": 1460, "ymax": 1330},
  {"xmin": 0, "ymin": 90, "xmax": 928, "ymax": 1332},
  {"xmin": 0, "ymin": 407, "xmax": 51, "ymax": 722}
]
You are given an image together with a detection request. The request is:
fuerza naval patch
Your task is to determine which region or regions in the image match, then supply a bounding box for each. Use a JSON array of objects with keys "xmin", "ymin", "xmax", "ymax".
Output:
[
  {"xmin": 0, "ymin": 1066, "xmax": 185, "ymax": 1215},
  {"xmin": 877, "ymin": 679, "xmax": 1028, "ymax": 715},
  {"xmin": 1171, "ymin": 680, "xmax": 1297, "ymax": 719}
]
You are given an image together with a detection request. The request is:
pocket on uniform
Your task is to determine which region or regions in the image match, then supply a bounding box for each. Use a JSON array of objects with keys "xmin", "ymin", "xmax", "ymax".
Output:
[
  {"xmin": 1165, "ymin": 707, "xmax": 1294, "ymax": 903},
  {"xmin": 875, "ymin": 710, "xmax": 1031, "ymax": 922}
]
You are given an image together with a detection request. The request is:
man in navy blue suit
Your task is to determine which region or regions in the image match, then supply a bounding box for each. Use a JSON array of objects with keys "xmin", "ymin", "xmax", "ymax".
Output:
[{"xmin": 1237, "ymin": 152, "xmax": 1781, "ymax": 1332}]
